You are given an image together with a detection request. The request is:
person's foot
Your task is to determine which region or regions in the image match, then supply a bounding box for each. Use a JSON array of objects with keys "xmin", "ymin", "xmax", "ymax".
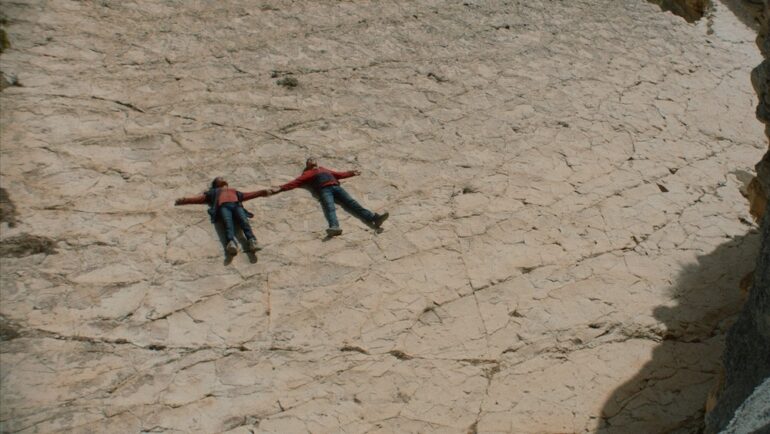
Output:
[
  {"xmin": 372, "ymin": 212, "xmax": 389, "ymax": 228},
  {"xmin": 245, "ymin": 238, "xmax": 261, "ymax": 252},
  {"xmin": 226, "ymin": 240, "xmax": 238, "ymax": 256},
  {"xmin": 326, "ymin": 227, "xmax": 343, "ymax": 237}
]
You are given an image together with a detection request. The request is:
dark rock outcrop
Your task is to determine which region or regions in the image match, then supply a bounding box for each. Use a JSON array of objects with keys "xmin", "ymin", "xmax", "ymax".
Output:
[
  {"xmin": 0, "ymin": 234, "xmax": 57, "ymax": 258},
  {"xmin": 705, "ymin": 1, "xmax": 770, "ymax": 432},
  {"xmin": 704, "ymin": 211, "xmax": 770, "ymax": 432},
  {"xmin": 647, "ymin": 0, "xmax": 712, "ymax": 22},
  {"xmin": 0, "ymin": 187, "xmax": 18, "ymax": 227}
]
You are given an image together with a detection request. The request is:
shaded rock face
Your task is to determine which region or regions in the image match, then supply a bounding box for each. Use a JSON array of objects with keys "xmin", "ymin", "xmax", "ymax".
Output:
[
  {"xmin": 720, "ymin": 378, "xmax": 770, "ymax": 434},
  {"xmin": 648, "ymin": 0, "xmax": 712, "ymax": 22},
  {"xmin": 0, "ymin": 1, "xmax": 766, "ymax": 433},
  {"xmin": 705, "ymin": 214, "xmax": 770, "ymax": 432},
  {"xmin": 705, "ymin": 1, "xmax": 770, "ymax": 432}
]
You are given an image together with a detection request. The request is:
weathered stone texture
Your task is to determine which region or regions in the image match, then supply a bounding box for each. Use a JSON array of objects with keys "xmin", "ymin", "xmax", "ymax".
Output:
[{"xmin": 0, "ymin": 0, "xmax": 765, "ymax": 433}]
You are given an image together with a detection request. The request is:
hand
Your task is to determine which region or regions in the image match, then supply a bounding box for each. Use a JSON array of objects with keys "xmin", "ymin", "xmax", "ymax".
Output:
[
  {"xmin": 268, "ymin": 186, "xmax": 282, "ymax": 195},
  {"xmin": 352, "ymin": 170, "xmax": 361, "ymax": 176},
  {"xmin": 174, "ymin": 199, "xmax": 182, "ymax": 206}
]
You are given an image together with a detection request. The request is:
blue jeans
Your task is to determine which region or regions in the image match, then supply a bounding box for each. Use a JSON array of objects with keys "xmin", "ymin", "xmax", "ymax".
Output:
[
  {"xmin": 218, "ymin": 202, "xmax": 255, "ymax": 242},
  {"xmin": 319, "ymin": 185, "xmax": 375, "ymax": 228}
]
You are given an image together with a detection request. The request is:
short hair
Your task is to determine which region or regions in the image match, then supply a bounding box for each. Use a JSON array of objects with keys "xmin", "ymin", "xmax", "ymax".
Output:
[{"xmin": 210, "ymin": 177, "xmax": 225, "ymax": 189}]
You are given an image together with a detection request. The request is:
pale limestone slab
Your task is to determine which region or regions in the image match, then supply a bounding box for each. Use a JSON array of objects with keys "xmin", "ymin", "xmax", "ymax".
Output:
[{"xmin": 0, "ymin": 0, "xmax": 764, "ymax": 432}]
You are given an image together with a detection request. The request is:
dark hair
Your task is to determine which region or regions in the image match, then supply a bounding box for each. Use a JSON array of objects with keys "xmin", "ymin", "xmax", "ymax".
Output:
[{"xmin": 210, "ymin": 177, "xmax": 224, "ymax": 189}]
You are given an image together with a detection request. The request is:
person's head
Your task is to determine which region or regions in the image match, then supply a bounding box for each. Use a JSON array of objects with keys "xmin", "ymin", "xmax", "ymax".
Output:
[
  {"xmin": 210, "ymin": 177, "xmax": 228, "ymax": 189},
  {"xmin": 305, "ymin": 157, "xmax": 317, "ymax": 170}
]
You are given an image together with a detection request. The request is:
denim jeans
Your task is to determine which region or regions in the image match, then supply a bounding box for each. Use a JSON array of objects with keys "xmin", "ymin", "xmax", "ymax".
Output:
[
  {"xmin": 218, "ymin": 202, "xmax": 255, "ymax": 242},
  {"xmin": 319, "ymin": 185, "xmax": 375, "ymax": 228}
]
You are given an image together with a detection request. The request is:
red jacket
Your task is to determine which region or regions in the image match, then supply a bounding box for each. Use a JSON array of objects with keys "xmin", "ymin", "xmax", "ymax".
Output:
[{"xmin": 279, "ymin": 167, "xmax": 356, "ymax": 192}]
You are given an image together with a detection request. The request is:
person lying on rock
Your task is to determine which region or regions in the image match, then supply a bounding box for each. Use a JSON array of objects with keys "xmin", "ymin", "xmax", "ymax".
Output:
[
  {"xmin": 269, "ymin": 157, "xmax": 388, "ymax": 237},
  {"xmin": 175, "ymin": 177, "xmax": 269, "ymax": 255}
]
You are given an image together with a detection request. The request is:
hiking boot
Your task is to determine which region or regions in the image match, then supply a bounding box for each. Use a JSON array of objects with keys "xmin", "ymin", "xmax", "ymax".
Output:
[
  {"xmin": 245, "ymin": 238, "xmax": 261, "ymax": 252},
  {"xmin": 326, "ymin": 227, "xmax": 343, "ymax": 237},
  {"xmin": 226, "ymin": 240, "xmax": 238, "ymax": 256},
  {"xmin": 372, "ymin": 212, "xmax": 389, "ymax": 228}
]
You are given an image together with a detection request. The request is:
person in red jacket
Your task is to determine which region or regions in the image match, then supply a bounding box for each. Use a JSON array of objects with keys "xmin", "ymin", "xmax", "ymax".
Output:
[
  {"xmin": 175, "ymin": 177, "xmax": 269, "ymax": 255},
  {"xmin": 271, "ymin": 158, "xmax": 388, "ymax": 236}
]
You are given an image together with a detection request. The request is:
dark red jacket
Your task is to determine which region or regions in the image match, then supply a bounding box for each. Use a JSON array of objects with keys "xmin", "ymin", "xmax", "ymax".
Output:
[{"xmin": 279, "ymin": 167, "xmax": 356, "ymax": 192}]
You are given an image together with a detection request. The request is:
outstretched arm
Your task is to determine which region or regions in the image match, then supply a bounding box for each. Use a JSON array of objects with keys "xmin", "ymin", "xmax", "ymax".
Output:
[
  {"xmin": 330, "ymin": 169, "xmax": 360, "ymax": 180},
  {"xmin": 175, "ymin": 194, "xmax": 207, "ymax": 206},
  {"xmin": 277, "ymin": 171, "xmax": 314, "ymax": 192},
  {"xmin": 240, "ymin": 189, "xmax": 271, "ymax": 201}
]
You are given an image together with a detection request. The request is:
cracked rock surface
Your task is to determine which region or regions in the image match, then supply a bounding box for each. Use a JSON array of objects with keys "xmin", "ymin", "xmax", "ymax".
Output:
[{"xmin": 0, "ymin": 0, "xmax": 765, "ymax": 432}]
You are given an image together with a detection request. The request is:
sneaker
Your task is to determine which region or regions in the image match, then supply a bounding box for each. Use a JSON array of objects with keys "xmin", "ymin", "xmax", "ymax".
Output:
[
  {"xmin": 326, "ymin": 227, "xmax": 343, "ymax": 237},
  {"xmin": 372, "ymin": 212, "xmax": 389, "ymax": 228},
  {"xmin": 246, "ymin": 238, "xmax": 261, "ymax": 252},
  {"xmin": 226, "ymin": 240, "xmax": 238, "ymax": 256}
]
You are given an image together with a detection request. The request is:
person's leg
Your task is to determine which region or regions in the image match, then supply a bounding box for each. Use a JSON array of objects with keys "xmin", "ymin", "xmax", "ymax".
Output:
[
  {"xmin": 218, "ymin": 203, "xmax": 239, "ymax": 255},
  {"xmin": 233, "ymin": 205, "xmax": 260, "ymax": 251},
  {"xmin": 331, "ymin": 186, "xmax": 376, "ymax": 221},
  {"xmin": 233, "ymin": 206, "xmax": 256, "ymax": 240},
  {"xmin": 319, "ymin": 187, "xmax": 339, "ymax": 228},
  {"xmin": 218, "ymin": 204, "xmax": 236, "ymax": 242}
]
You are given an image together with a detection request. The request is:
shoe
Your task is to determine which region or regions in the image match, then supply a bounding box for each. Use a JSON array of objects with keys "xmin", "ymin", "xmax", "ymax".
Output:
[
  {"xmin": 226, "ymin": 240, "xmax": 238, "ymax": 256},
  {"xmin": 245, "ymin": 238, "xmax": 261, "ymax": 252},
  {"xmin": 326, "ymin": 227, "xmax": 343, "ymax": 237},
  {"xmin": 372, "ymin": 212, "xmax": 389, "ymax": 228}
]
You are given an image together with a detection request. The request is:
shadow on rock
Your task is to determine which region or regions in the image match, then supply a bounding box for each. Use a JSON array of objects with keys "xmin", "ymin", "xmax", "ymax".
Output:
[{"xmin": 598, "ymin": 230, "xmax": 761, "ymax": 433}]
